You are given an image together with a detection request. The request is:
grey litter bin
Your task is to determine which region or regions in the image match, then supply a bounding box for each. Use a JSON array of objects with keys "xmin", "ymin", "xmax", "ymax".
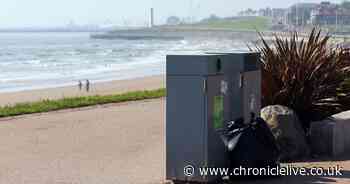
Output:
[
  {"xmin": 166, "ymin": 54, "xmax": 231, "ymax": 183},
  {"xmin": 166, "ymin": 52, "xmax": 261, "ymax": 183},
  {"xmin": 206, "ymin": 51, "xmax": 261, "ymax": 124}
]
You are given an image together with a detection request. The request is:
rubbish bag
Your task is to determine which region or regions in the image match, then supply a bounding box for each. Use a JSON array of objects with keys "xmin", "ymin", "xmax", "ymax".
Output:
[{"xmin": 222, "ymin": 116, "xmax": 280, "ymax": 178}]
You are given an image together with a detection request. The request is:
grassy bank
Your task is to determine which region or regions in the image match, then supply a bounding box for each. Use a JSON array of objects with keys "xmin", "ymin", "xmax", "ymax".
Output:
[
  {"xmin": 0, "ymin": 88, "xmax": 165, "ymax": 118},
  {"xmin": 194, "ymin": 16, "xmax": 271, "ymax": 31}
]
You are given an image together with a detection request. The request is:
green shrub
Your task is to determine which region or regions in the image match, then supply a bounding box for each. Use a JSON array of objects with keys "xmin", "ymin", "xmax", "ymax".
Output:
[
  {"xmin": 251, "ymin": 28, "xmax": 350, "ymax": 129},
  {"xmin": 0, "ymin": 88, "xmax": 165, "ymax": 118}
]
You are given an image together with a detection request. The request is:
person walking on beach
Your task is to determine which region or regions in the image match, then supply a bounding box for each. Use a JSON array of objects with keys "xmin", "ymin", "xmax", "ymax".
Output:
[
  {"xmin": 78, "ymin": 80, "xmax": 83, "ymax": 91},
  {"xmin": 86, "ymin": 79, "xmax": 90, "ymax": 92}
]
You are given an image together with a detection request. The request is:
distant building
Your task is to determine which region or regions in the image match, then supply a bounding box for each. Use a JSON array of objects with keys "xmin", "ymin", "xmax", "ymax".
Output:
[
  {"xmin": 311, "ymin": 2, "xmax": 337, "ymax": 25},
  {"xmin": 272, "ymin": 8, "xmax": 288, "ymax": 24},
  {"xmin": 338, "ymin": 8, "xmax": 350, "ymax": 25},
  {"xmin": 311, "ymin": 1, "xmax": 350, "ymax": 25},
  {"xmin": 257, "ymin": 7, "xmax": 287, "ymax": 25},
  {"xmin": 258, "ymin": 8, "xmax": 272, "ymax": 17},
  {"xmin": 287, "ymin": 3, "xmax": 318, "ymax": 25},
  {"xmin": 166, "ymin": 16, "xmax": 181, "ymax": 25}
]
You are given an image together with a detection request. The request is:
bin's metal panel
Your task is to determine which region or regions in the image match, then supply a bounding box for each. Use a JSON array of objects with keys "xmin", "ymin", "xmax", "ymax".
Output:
[
  {"xmin": 205, "ymin": 52, "xmax": 243, "ymax": 72},
  {"xmin": 165, "ymin": 52, "xmax": 262, "ymax": 183},
  {"xmin": 244, "ymin": 52, "xmax": 261, "ymax": 71},
  {"xmin": 166, "ymin": 54, "xmax": 225, "ymax": 76},
  {"xmin": 166, "ymin": 75, "xmax": 206, "ymax": 182},
  {"xmin": 206, "ymin": 75, "xmax": 230, "ymax": 182},
  {"xmin": 242, "ymin": 70, "xmax": 262, "ymax": 124},
  {"xmin": 206, "ymin": 51, "xmax": 261, "ymax": 122},
  {"xmin": 221, "ymin": 54, "xmax": 244, "ymax": 121},
  {"xmin": 205, "ymin": 51, "xmax": 260, "ymax": 71}
]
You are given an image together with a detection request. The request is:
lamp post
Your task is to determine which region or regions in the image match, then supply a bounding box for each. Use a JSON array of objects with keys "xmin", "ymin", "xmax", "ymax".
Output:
[
  {"xmin": 296, "ymin": 3, "xmax": 298, "ymax": 26},
  {"xmin": 335, "ymin": 7, "xmax": 338, "ymax": 32}
]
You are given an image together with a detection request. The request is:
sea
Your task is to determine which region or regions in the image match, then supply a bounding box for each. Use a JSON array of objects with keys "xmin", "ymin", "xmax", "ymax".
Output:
[{"xmin": 0, "ymin": 32, "xmax": 248, "ymax": 93}]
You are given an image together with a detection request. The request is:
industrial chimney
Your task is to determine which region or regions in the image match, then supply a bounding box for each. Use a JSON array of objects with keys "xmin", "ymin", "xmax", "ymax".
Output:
[{"xmin": 150, "ymin": 8, "xmax": 154, "ymax": 27}]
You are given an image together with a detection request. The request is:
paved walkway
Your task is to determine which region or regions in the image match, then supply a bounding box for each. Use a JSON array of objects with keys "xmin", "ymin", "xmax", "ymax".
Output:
[
  {"xmin": 0, "ymin": 98, "xmax": 349, "ymax": 184},
  {"xmin": 0, "ymin": 99, "xmax": 165, "ymax": 184}
]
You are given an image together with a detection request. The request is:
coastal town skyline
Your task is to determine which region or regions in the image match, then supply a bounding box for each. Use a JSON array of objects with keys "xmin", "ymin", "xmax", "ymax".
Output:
[{"xmin": 0, "ymin": 0, "xmax": 344, "ymax": 28}]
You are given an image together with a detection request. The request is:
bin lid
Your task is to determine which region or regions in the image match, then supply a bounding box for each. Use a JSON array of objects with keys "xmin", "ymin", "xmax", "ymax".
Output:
[
  {"xmin": 205, "ymin": 51, "xmax": 260, "ymax": 72},
  {"xmin": 166, "ymin": 54, "xmax": 227, "ymax": 76}
]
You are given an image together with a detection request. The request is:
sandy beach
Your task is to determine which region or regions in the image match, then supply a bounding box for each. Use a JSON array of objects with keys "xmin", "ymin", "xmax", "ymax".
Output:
[{"xmin": 0, "ymin": 75, "xmax": 165, "ymax": 107}]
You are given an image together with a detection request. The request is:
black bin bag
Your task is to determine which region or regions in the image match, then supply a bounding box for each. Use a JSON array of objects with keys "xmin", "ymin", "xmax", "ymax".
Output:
[{"xmin": 221, "ymin": 117, "xmax": 280, "ymax": 179}]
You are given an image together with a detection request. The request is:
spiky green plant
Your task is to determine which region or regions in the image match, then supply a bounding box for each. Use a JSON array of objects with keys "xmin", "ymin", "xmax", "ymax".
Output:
[{"xmin": 252, "ymin": 28, "xmax": 350, "ymax": 129}]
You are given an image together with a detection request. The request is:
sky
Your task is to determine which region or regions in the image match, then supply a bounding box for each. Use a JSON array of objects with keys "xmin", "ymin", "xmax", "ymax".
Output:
[{"xmin": 0, "ymin": 0, "xmax": 344, "ymax": 28}]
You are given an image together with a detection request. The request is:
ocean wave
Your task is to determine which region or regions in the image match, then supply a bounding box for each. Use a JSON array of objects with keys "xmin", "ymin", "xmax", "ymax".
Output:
[
  {"xmin": 0, "ymin": 33, "xmax": 246, "ymax": 92},
  {"xmin": 22, "ymin": 59, "xmax": 41, "ymax": 65}
]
